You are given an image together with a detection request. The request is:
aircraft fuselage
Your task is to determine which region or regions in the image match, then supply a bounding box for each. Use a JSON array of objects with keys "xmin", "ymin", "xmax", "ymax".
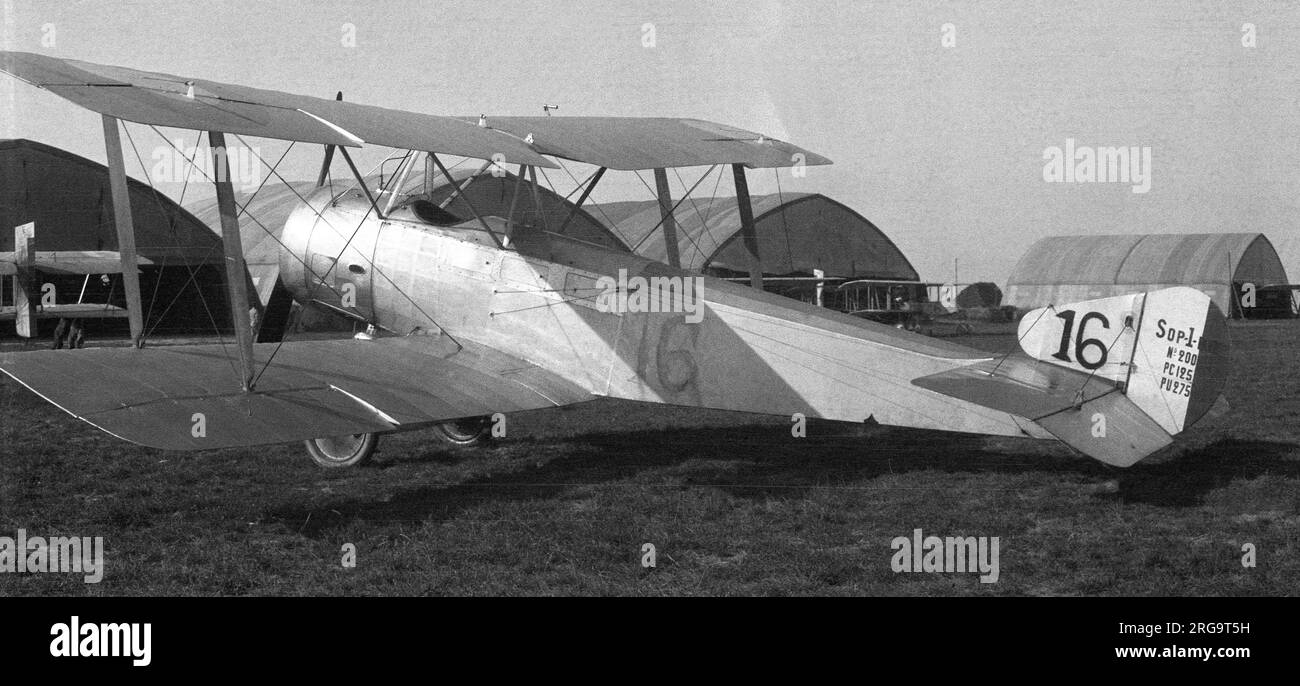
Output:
[{"xmin": 278, "ymin": 189, "xmax": 1038, "ymax": 439}]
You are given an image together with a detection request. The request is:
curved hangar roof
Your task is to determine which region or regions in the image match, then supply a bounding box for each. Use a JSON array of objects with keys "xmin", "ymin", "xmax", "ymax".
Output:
[
  {"xmin": 1004, "ymin": 233, "xmax": 1289, "ymax": 315},
  {"xmin": 421, "ymin": 168, "xmax": 626, "ymax": 252},
  {"xmin": 592, "ymin": 193, "xmax": 920, "ymax": 281},
  {"xmin": 0, "ymin": 138, "xmax": 220, "ymax": 262}
]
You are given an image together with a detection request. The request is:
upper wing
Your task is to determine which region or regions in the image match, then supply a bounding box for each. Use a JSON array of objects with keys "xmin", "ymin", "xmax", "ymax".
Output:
[
  {"xmin": 1, "ymin": 52, "xmax": 833, "ymax": 172},
  {"xmin": 471, "ymin": 116, "xmax": 832, "ymax": 170},
  {"xmin": 0, "ymin": 51, "xmax": 555, "ymax": 167},
  {"xmin": 0, "ymin": 335, "xmax": 592, "ymax": 450}
]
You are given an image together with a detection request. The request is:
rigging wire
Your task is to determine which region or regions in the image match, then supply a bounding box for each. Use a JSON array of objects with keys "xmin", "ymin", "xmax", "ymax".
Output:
[
  {"xmin": 1069, "ymin": 317, "xmax": 1138, "ymax": 407},
  {"xmin": 488, "ymin": 289, "xmax": 608, "ymax": 317},
  {"xmin": 559, "ymin": 166, "xmax": 600, "ymax": 203},
  {"xmin": 142, "ymin": 130, "xmax": 450, "ymax": 389},
  {"xmin": 141, "ymin": 129, "xmax": 350, "ymax": 337},
  {"xmin": 141, "ymin": 128, "xmax": 200, "ymax": 330},
  {"xmin": 774, "ymin": 168, "xmax": 796, "ymax": 275},
  {"xmin": 536, "ymin": 166, "xmax": 564, "ymax": 230},
  {"xmin": 988, "ymin": 304, "xmax": 1055, "ymax": 376},
  {"xmin": 236, "ymin": 139, "xmax": 467, "ymax": 387},
  {"xmin": 138, "ymin": 133, "xmax": 224, "ymax": 340},
  {"xmin": 698, "ymin": 164, "xmax": 726, "ymax": 254},
  {"xmin": 554, "ymin": 160, "xmax": 628, "ymax": 247},
  {"xmin": 120, "ymin": 124, "xmax": 234, "ymax": 377},
  {"xmin": 627, "ymin": 168, "xmax": 716, "ymax": 261},
  {"xmin": 667, "ymin": 166, "xmax": 716, "ymax": 268}
]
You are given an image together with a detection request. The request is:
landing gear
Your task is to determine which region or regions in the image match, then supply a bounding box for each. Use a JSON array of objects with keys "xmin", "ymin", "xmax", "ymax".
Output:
[
  {"xmin": 434, "ymin": 416, "xmax": 493, "ymax": 446},
  {"xmin": 893, "ymin": 314, "xmax": 922, "ymax": 331},
  {"xmin": 303, "ymin": 416, "xmax": 493, "ymax": 468},
  {"xmin": 304, "ymin": 432, "xmax": 379, "ymax": 468},
  {"xmin": 52, "ymin": 318, "xmax": 85, "ymax": 349}
]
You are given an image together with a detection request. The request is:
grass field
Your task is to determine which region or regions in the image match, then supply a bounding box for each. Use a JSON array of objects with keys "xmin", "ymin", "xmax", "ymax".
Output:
[{"xmin": 1, "ymin": 320, "xmax": 1296, "ymax": 596}]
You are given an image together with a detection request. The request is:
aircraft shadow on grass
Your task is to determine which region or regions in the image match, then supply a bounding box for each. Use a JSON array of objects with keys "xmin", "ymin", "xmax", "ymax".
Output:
[
  {"xmin": 1107, "ymin": 438, "xmax": 1300, "ymax": 508},
  {"xmin": 270, "ymin": 424, "xmax": 1298, "ymax": 538}
]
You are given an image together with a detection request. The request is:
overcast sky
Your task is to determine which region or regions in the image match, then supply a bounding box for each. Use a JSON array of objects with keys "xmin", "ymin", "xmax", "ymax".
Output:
[{"xmin": 2, "ymin": 0, "xmax": 1297, "ymax": 284}]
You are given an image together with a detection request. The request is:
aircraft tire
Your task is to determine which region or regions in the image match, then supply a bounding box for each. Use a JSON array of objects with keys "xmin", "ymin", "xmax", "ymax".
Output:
[
  {"xmin": 304, "ymin": 432, "xmax": 380, "ymax": 468},
  {"xmin": 434, "ymin": 416, "xmax": 493, "ymax": 446}
]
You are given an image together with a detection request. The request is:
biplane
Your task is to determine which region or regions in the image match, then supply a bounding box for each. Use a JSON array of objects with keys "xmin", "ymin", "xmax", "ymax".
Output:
[
  {"xmin": 0, "ymin": 52, "xmax": 1229, "ymax": 469},
  {"xmin": 1, "ymin": 221, "xmax": 150, "ymax": 338}
]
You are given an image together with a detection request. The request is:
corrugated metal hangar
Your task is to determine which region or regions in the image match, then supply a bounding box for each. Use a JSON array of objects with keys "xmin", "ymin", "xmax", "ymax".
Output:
[
  {"xmin": 1004, "ymin": 233, "xmax": 1291, "ymax": 318},
  {"xmin": 593, "ymin": 192, "xmax": 920, "ymax": 281},
  {"xmin": 1, "ymin": 138, "xmax": 230, "ymax": 338}
]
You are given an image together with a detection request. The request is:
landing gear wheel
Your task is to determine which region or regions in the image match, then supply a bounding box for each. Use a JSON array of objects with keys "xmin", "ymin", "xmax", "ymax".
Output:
[
  {"xmin": 304, "ymin": 432, "xmax": 379, "ymax": 468},
  {"xmin": 434, "ymin": 416, "xmax": 493, "ymax": 446}
]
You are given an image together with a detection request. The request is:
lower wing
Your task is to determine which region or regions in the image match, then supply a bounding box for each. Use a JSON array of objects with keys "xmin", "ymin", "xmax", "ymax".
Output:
[{"xmin": 0, "ymin": 335, "xmax": 592, "ymax": 450}]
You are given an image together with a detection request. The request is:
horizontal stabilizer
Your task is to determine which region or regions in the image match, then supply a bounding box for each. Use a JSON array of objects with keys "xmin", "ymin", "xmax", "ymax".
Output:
[
  {"xmin": 915, "ymin": 355, "xmax": 1170, "ymax": 467},
  {"xmin": 912, "ymin": 356, "xmax": 1120, "ymax": 420},
  {"xmin": 0, "ymin": 335, "xmax": 592, "ymax": 450},
  {"xmin": 913, "ymin": 355, "xmax": 1173, "ymax": 467}
]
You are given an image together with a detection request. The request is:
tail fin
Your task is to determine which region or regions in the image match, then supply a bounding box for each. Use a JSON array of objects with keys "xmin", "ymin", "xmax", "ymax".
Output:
[
  {"xmin": 1017, "ymin": 286, "xmax": 1230, "ymax": 444},
  {"xmin": 914, "ymin": 287, "xmax": 1229, "ymax": 467}
]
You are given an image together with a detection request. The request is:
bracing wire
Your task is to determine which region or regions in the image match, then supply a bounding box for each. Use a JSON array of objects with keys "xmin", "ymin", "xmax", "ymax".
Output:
[
  {"xmin": 627, "ymin": 168, "xmax": 717, "ymax": 258},
  {"xmin": 237, "ymin": 140, "xmax": 467, "ymax": 387},
  {"xmin": 142, "ymin": 129, "xmax": 351, "ymax": 336},
  {"xmin": 667, "ymin": 166, "xmax": 716, "ymax": 267},
  {"xmin": 989, "ymin": 304, "xmax": 1055, "ymax": 376},
  {"xmin": 121, "ymin": 125, "xmax": 234, "ymax": 378},
  {"xmin": 774, "ymin": 167, "xmax": 796, "ymax": 274},
  {"xmin": 554, "ymin": 160, "xmax": 628, "ymax": 247}
]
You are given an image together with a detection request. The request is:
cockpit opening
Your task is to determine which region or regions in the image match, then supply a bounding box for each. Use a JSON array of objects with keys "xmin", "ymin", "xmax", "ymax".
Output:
[{"xmin": 408, "ymin": 198, "xmax": 465, "ymax": 226}]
